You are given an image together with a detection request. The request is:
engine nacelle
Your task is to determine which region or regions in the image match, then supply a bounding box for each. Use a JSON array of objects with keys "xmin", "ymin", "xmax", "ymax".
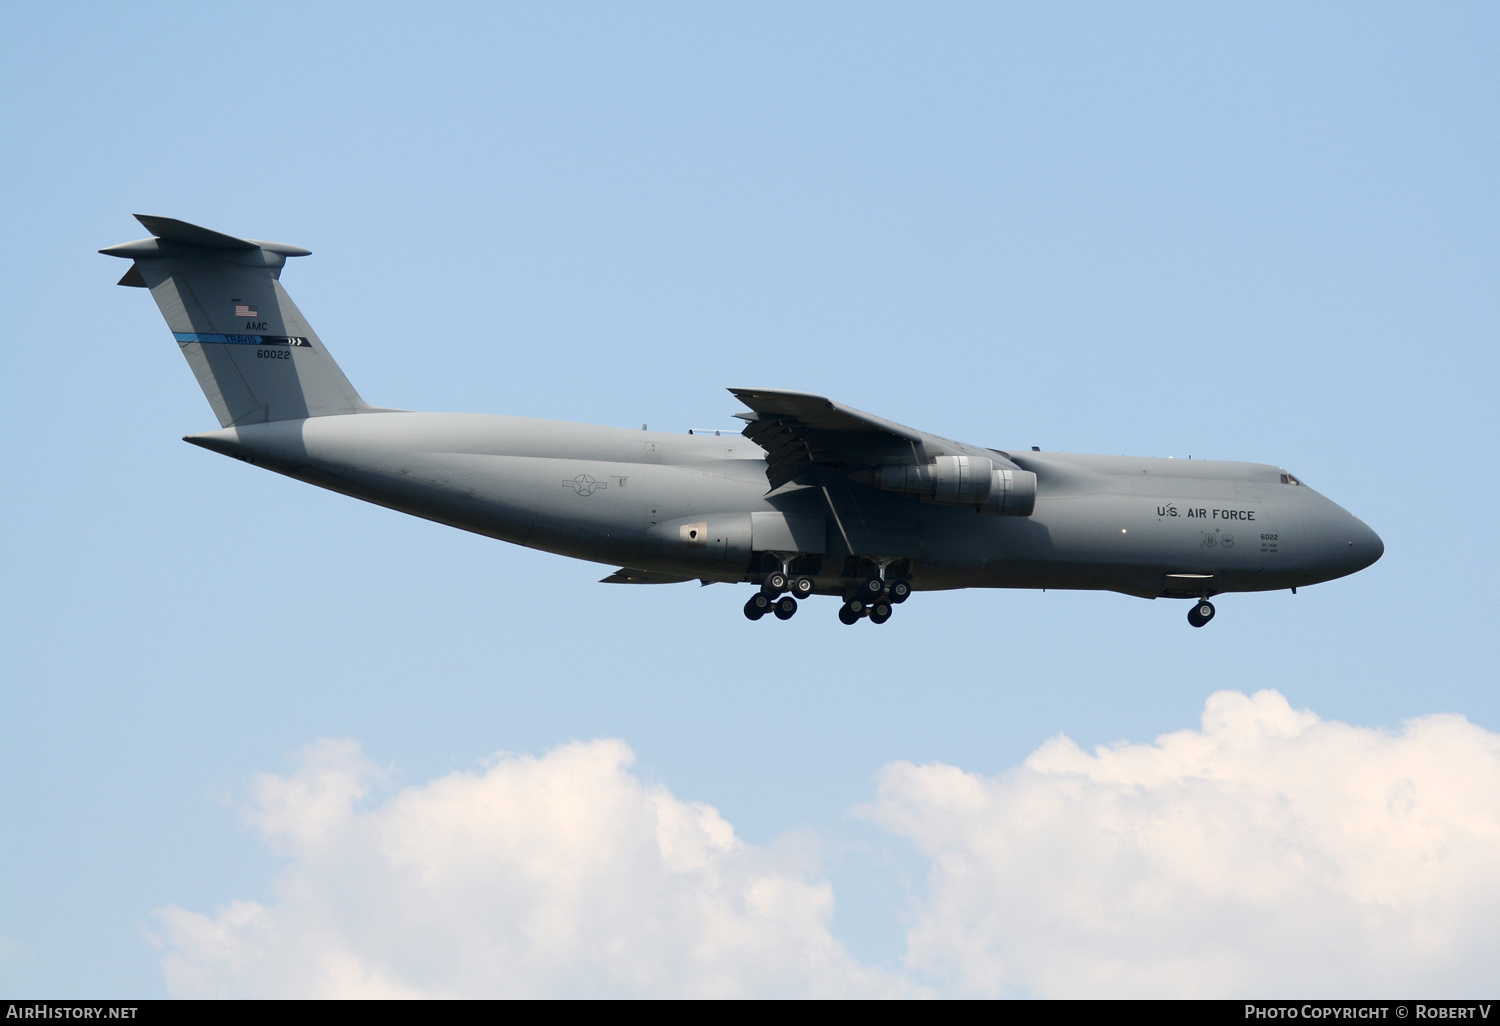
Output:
[
  {"xmin": 876, "ymin": 455, "xmax": 1036, "ymax": 517},
  {"xmin": 981, "ymin": 465, "xmax": 1037, "ymax": 517},
  {"xmin": 877, "ymin": 455, "xmax": 988, "ymax": 504}
]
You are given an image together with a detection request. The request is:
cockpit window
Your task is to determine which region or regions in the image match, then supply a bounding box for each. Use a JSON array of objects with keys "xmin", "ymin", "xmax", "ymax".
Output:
[{"xmin": 1280, "ymin": 473, "xmax": 1302, "ymax": 486}]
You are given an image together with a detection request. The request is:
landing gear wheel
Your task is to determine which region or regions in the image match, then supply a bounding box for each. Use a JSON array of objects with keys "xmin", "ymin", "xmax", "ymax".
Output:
[
  {"xmin": 790, "ymin": 575, "xmax": 815, "ymax": 599},
  {"xmin": 887, "ymin": 579, "xmax": 911, "ymax": 604},
  {"xmin": 773, "ymin": 596, "xmax": 798, "ymax": 620},
  {"xmin": 744, "ymin": 593, "xmax": 771, "ymax": 621},
  {"xmin": 868, "ymin": 601, "xmax": 893, "ymax": 624},
  {"xmin": 838, "ymin": 601, "xmax": 863, "ymax": 625},
  {"xmin": 764, "ymin": 571, "xmax": 788, "ymax": 595},
  {"xmin": 860, "ymin": 576, "xmax": 885, "ymax": 599},
  {"xmin": 1187, "ymin": 600, "xmax": 1216, "ymax": 628}
]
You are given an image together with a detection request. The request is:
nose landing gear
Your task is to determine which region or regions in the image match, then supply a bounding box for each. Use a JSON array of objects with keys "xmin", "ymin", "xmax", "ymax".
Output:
[{"xmin": 1187, "ymin": 600, "xmax": 1216, "ymax": 628}]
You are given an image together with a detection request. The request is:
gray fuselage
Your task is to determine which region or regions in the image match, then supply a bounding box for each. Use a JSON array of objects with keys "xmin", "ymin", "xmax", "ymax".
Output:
[{"xmin": 186, "ymin": 411, "xmax": 1384, "ymax": 601}]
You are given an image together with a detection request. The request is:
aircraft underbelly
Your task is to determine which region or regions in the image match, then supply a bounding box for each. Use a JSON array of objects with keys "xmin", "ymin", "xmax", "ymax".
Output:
[{"xmin": 186, "ymin": 414, "xmax": 1341, "ymax": 598}]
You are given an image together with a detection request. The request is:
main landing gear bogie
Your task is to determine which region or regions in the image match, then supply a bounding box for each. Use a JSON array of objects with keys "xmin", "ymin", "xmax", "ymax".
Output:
[
  {"xmin": 838, "ymin": 597, "xmax": 894, "ymax": 625},
  {"xmin": 1187, "ymin": 600, "xmax": 1216, "ymax": 628},
  {"xmin": 749, "ymin": 567, "xmax": 818, "ymax": 622},
  {"xmin": 749, "ymin": 574, "xmax": 912, "ymax": 625},
  {"xmin": 762, "ymin": 572, "xmax": 815, "ymax": 599},
  {"xmin": 744, "ymin": 592, "xmax": 803, "ymax": 622},
  {"xmin": 744, "ymin": 592, "xmax": 773, "ymax": 621},
  {"xmin": 836, "ymin": 579, "xmax": 906, "ymax": 626}
]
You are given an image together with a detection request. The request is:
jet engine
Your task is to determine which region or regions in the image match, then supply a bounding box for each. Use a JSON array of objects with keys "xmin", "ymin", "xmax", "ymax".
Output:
[{"xmin": 875, "ymin": 455, "xmax": 1036, "ymax": 516}]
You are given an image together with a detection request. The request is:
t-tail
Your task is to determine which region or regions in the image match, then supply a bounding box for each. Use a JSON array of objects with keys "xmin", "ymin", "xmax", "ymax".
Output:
[{"xmin": 102, "ymin": 215, "xmax": 372, "ymax": 426}]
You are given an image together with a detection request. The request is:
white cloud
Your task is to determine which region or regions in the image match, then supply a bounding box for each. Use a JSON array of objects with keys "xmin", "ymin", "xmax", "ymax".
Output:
[
  {"xmin": 867, "ymin": 689, "xmax": 1500, "ymax": 997},
  {"xmin": 155, "ymin": 691, "xmax": 1500, "ymax": 998},
  {"xmin": 154, "ymin": 738, "xmax": 905, "ymax": 998}
]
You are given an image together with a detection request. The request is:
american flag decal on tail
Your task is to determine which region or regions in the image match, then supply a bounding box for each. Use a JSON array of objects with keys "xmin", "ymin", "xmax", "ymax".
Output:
[{"xmin": 234, "ymin": 304, "xmax": 258, "ymax": 317}]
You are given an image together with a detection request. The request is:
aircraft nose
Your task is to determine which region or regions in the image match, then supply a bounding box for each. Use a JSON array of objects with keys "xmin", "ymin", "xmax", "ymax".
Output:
[
  {"xmin": 1348, "ymin": 519, "xmax": 1384, "ymax": 572},
  {"xmin": 1325, "ymin": 514, "xmax": 1383, "ymax": 577},
  {"xmin": 1303, "ymin": 497, "xmax": 1384, "ymax": 584}
]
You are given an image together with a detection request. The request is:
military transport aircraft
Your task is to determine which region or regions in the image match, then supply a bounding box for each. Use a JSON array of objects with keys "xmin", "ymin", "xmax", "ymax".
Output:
[{"xmin": 103, "ymin": 216, "xmax": 1383, "ymax": 627}]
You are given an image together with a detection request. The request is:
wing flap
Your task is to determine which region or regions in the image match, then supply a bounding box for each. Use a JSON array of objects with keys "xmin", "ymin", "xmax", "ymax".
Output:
[
  {"xmin": 729, "ymin": 389, "xmax": 926, "ymax": 442},
  {"xmin": 730, "ymin": 388, "xmax": 939, "ymax": 489}
]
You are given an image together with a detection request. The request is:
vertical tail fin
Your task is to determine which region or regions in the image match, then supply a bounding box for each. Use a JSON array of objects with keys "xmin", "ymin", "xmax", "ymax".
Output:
[{"xmin": 102, "ymin": 215, "xmax": 372, "ymax": 426}]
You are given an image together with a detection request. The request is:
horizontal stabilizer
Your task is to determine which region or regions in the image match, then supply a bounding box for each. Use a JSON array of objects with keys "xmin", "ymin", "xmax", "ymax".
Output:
[
  {"xmin": 128, "ymin": 214, "xmax": 313, "ymax": 256},
  {"xmin": 134, "ymin": 215, "xmax": 258, "ymax": 250}
]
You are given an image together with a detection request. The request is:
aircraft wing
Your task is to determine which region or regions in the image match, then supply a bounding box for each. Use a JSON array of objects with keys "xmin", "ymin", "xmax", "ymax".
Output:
[{"xmin": 730, "ymin": 388, "xmax": 981, "ymax": 490}]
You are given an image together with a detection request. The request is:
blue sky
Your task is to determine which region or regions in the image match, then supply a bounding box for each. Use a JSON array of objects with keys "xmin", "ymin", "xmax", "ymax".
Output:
[{"xmin": 2, "ymin": 2, "xmax": 1497, "ymax": 997}]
